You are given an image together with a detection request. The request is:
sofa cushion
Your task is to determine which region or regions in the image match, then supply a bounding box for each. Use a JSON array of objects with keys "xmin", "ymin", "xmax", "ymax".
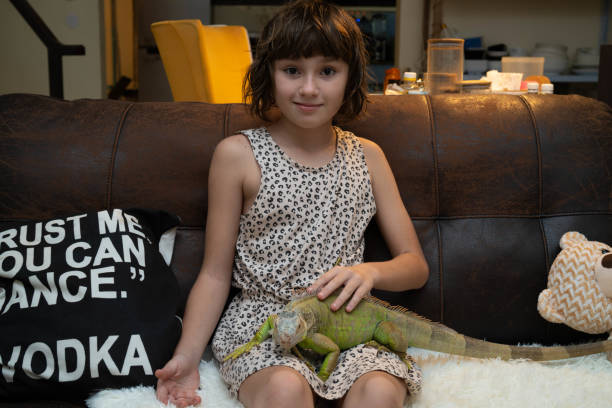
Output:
[{"xmin": 0, "ymin": 208, "xmax": 182, "ymax": 401}]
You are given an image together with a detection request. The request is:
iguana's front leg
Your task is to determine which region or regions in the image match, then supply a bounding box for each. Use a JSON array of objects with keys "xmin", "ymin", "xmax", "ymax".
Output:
[
  {"xmin": 224, "ymin": 314, "xmax": 277, "ymax": 361},
  {"xmin": 298, "ymin": 333, "xmax": 340, "ymax": 381}
]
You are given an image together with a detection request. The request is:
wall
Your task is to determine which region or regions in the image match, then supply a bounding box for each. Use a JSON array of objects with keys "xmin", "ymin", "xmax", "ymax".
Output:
[
  {"xmin": 104, "ymin": 0, "xmax": 136, "ymax": 92},
  {"xmin": 0, "ymin": 0, "xmax": 105, "ymax": 99},
  {"xmin": 395, "ymin": 0, "xmax": 426, "ymax": 73},
  {"xmin": 213, "ymin": 5, "xmax": 280, "ymax": 35},
  {"xmin": 396, "ymin": 0, "xmax": 611, "ymax": 74},
  {"xmin": 442, "ymin": 0, "xmax": 610, "ymax": 61}
]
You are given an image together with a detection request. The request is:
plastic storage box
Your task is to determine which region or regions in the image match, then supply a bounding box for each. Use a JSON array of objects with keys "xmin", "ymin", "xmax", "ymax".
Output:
[{"xmin": 501, "ymin": 57, "xmax": 544, "ymax": 78}]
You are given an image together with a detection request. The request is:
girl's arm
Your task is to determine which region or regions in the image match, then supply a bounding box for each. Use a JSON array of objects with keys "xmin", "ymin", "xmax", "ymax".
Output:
[
  {"xmin": 155, "ymin": 135, "xmax": 250, "ymax": 407},
  {"xmin": 309, "ymin": 138, "xmax": 429, "ymax": 312}
]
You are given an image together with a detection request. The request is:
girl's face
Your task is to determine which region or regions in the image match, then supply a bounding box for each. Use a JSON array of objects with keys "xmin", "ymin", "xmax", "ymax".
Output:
[{"xmin": 272, "ymin": 55, "xmax": 349, "ymax": 130}]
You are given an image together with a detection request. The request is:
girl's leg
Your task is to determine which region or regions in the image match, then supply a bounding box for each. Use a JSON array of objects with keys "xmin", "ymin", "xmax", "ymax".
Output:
[
  {"xmin": 238, "ymin": 366, "xmax": 316, "ymax": 408},
  {"xmin": 339, "ymin": 371, "xmax": 407, "ymax": 408}
]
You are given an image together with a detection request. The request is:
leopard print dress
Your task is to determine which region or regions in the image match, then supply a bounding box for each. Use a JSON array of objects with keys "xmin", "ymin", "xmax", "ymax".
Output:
[{"xmin": 211, "ymin": 127, "xmax": 422, "ymax": 400}]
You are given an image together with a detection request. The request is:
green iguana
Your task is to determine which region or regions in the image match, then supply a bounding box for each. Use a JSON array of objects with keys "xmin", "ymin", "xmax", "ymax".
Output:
[{"xmin": 224, "ymin": 290, "xmax": 612, "ymax": 381}]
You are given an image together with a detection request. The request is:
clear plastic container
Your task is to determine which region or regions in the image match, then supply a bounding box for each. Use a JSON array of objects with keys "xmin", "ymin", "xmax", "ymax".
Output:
[
  {"xmin": 424, "ymin": 72, "xmax": 459, "ymax": 94},
  {"xmin": 501, "ymin": 57, "xmax": 545, "ymax": 78},
  {"xmin": 426, "ymin": 38, "xmax": 464, "ymax": 94}
]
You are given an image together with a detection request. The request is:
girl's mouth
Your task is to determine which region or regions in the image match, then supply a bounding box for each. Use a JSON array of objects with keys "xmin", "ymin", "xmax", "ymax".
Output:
[{"xmin": 294, "ymin": 102, "xmax": 322, "ymax": 112}]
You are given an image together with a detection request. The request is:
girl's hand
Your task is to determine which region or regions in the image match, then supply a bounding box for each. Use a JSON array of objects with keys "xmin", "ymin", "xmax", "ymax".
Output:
[
  {"xmin": 155, "ymin": 354, "xmax": 202, "ymax": 408},
  {"xmin": 307, "ymin": 263, "xmax": 377, "ymax": 312}
]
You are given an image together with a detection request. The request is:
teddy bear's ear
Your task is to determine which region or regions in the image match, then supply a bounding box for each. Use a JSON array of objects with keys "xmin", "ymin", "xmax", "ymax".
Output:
[{"xmin": 559, "ymin": 231, "xmax": 588, "ymax": 249}]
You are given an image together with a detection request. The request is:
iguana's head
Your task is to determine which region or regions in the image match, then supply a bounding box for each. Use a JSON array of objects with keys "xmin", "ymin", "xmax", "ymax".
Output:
[{"xmin": 272, "ymin": 310, "xmax": 309, "ymax": 351}]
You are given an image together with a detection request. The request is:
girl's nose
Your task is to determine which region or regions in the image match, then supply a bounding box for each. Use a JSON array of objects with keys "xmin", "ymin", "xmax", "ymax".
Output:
[{"xmin": 299, "ymin": 74, "xmax": 319, "ymax": 96}]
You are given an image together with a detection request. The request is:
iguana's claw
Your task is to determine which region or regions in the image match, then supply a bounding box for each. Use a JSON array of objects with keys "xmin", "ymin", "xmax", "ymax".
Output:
[
  {"xmin": 364, "ymin": 341, "xmax": 412, "ymax": 371},
  {"xmin": 364, "ymin": 340, "xmax": 392, "ymax": 353},
  {"xmin": 397, "ymin": 351, "xmax": 413, "ymax": 371},
  {"xmin": 291, "ymin": 347, "xmax": 316, "ymax": 373},
  {"xmin": 317, "ymin": 371, "xmax": 330, "ymax": 382}
]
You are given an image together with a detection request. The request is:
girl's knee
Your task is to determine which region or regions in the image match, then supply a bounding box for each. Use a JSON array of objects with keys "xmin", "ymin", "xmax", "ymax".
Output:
[
  {"xmin": 267, "ymin": 367, "xmax": 311, "ymax": 397},
  {"xmin": 240, "ymin": 366, "xmax": 314, "ymax": 408},
  {"xmin": 348, "ymin": 371, "xmax": 406, "ymax": 408}
]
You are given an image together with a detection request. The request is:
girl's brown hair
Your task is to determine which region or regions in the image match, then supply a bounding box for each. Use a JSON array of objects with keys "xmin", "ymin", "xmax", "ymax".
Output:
[{"xmin": 243, "ymin": 0, "xmax": 369, "ymax": 122}]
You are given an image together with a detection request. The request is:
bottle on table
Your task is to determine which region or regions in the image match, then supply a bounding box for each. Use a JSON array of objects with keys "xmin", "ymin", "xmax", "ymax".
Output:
[
  {"xmin": 383, "ymin": 67, "xmax": 402, "ymax": 94},
  {"xmin": 527, "ymin": 82, "xmax": 539, "ymax": 94},
  {"xmin": 541, "ymin": 83, "xmax": 554, "ymax": 94},
  {"xmin": 401, "ymin": 72, "xmax": 417, "ymax": 91}
]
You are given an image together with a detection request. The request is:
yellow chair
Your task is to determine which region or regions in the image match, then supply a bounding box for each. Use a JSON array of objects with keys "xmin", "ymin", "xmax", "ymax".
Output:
[{"xmin": 151, "ymin": 20, "xmax": 252, "ymax": 103}]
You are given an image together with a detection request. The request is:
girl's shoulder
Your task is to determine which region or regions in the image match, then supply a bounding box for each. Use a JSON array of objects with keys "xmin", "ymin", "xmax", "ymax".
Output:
[
  {"xmin": 212, "ymin": 132, "xmax": 258, "ymax": 171},
  {"xmin": 334, "ymin": 127, "xmax": 386, "ymax": 167},
  {"xmin": 216, "ymin": 127, "xmax": 265, "ymax": 148},
  {"xmin": 215, "ymin": 133, "xmax": 251, "ymax": 157},
  {"xmin": 358, "ymin": 137, "xmax": 383, "ymax": 155},
  {"xmin": 335, "ymin": 127, "xmax": 382, "ymax": 155},
  {"xmin": 351, "ymin": 135, "xmax": 388, "ymax": 175}
]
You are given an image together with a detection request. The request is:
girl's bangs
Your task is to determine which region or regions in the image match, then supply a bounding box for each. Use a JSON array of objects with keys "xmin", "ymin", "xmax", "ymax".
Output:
[{"xmin": 271, "ymin": 24, "xmax": 349, "ymax": 61}]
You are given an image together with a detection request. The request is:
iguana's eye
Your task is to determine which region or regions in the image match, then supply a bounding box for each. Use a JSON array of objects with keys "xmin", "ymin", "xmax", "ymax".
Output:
[{"xmin": 602, "ymin": 249, "xmax": 610, "ymax": 255}]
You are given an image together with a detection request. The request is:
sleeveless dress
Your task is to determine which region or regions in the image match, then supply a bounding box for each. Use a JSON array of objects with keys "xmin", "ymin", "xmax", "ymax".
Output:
[{"xmin": 211, "ymin": 127, "xmax": 422, "ymax": 400}]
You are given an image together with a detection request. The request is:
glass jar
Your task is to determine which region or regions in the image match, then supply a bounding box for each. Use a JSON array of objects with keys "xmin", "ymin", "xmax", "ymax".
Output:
[{"xmin": 425, "ymin": 38, "xmax": 464, "ymax": 94}]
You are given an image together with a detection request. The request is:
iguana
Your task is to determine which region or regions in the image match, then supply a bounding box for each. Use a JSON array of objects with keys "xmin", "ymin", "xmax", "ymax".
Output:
[{"xmin": 224, "ymin": 290, "xmax": 612, "ymax": 381}]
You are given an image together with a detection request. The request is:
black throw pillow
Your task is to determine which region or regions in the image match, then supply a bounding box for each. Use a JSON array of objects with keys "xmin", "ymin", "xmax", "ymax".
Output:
[{"xmin": 0, "ymin": 208, "xmax": 182, "ymax": 401}]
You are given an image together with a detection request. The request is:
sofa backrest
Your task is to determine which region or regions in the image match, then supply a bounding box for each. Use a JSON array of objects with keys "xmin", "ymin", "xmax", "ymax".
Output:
[{"xmin": 1, "ymin": 93, "xmax": 610, "ymax": 346}]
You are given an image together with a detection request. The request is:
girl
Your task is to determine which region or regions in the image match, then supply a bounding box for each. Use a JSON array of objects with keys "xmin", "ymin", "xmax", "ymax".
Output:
[{"xmin": 155, "ymin": 1, "xmax": 429, "ymax": 407}]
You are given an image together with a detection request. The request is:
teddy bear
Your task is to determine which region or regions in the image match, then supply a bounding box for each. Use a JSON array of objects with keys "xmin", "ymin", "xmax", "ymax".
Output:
[{"xmin": 538, "ymin": 231, "xmax": 612, "ymax": 361}]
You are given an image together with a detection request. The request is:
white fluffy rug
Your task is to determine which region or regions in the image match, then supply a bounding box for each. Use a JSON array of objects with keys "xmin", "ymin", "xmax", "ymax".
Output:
[
  {"xmin": 86, "ymin": 351, "xmax": 612, "ymax": 408},
  {"xmin": 407, "ymin": 350, "xmax": 612, "ymax": 408}
]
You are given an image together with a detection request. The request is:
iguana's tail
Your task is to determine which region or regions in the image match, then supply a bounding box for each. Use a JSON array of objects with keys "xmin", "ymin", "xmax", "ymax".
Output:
[
  {"xmin": 370, "ymin": 295, "xmax": 611, "ymax": 362},
  {"xmin": 410, "ymin": 324, "xmax": 612, "ymax": 360},
  {"xmin": 456, "ymin": 336, "xmax": 612, "ymax": 361},
  {"xmin": 398, "ymin": 311, "xmax": 612, "ymax": 361}
]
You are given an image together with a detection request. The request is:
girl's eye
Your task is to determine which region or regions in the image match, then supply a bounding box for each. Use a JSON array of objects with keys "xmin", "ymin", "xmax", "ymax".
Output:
[
  {"xmin": 322, "ymin": 67, "xmax": 336, "ymax": 76},
  {"xmin": 284, "ymin": 67, "xmax": 299, "ymax": 75}
]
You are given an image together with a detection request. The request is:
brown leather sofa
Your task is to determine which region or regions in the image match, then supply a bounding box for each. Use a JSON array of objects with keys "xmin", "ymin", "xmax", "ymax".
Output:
[{"xmin": 1, "ymin": 93, "xmax": 611, "ymax": 406}]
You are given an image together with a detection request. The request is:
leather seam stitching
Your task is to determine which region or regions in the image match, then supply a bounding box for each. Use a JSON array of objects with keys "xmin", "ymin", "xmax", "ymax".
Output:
[
  {"xmin": 425, "ymin": 94, "xmax": 443, "ymax": 322},
  {"xmin": 106, "ymin": 103, "xmax": 134, "ymax": 209},
  {"xmin": 519, "ymin": 95, "xmax": 543, "ymax": 215},
  {"xmin": 520, "ymin": 95, "xmax": 550, "ymax": 340},
  {"xmin": 518, "ymin": 97, "xmax": 549, "ymax": 263},
  {"xmin": 436, "ymin": 220, "xmax": 444, "ymax": 323},
  {"xmin": 223, "ymin": 103, "xmax": 231, "ymax": 137},
  {"xmin": 426, "ymin": 94, "xmax": 440, "ymax": 217}
]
